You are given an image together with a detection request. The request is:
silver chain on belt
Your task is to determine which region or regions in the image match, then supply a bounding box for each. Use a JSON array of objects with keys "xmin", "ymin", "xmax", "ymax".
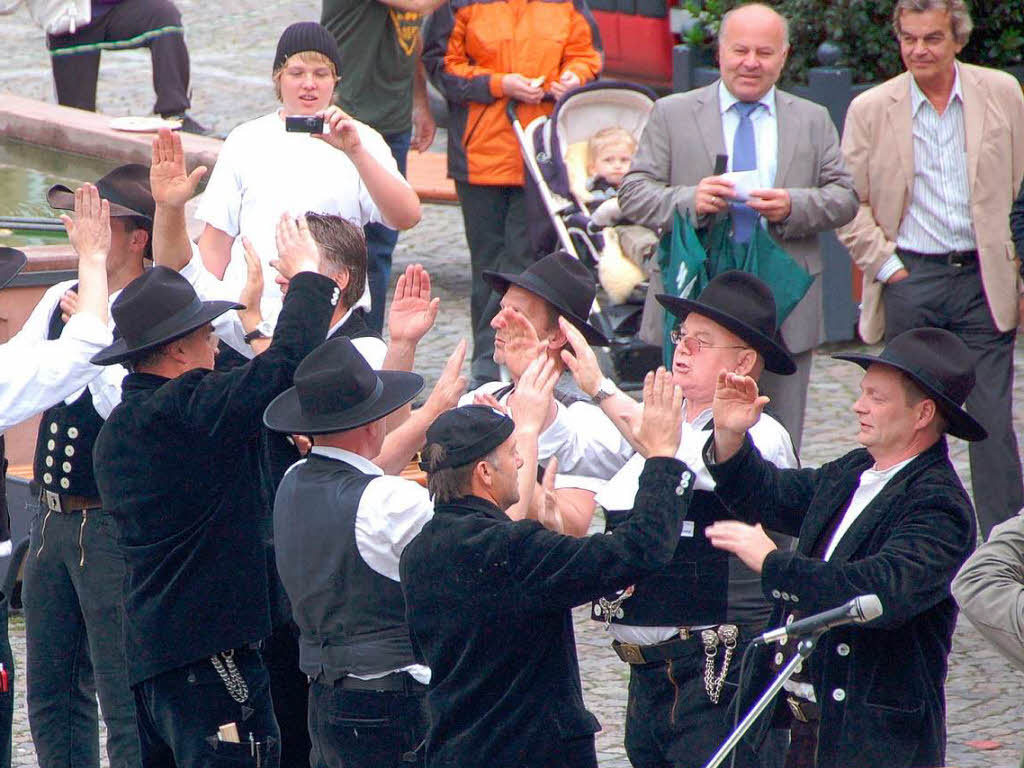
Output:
[
  {"xmin": 209, "ymin": 650, "xmax": 250, "ymax": 704},
  {"xmin": 702, "ymin": 624, "xmax": 739, "ymax": 704}
]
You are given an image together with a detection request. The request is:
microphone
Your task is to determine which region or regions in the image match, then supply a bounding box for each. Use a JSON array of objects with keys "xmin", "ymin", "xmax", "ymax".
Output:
[{"xmin": 753, "ymin": 594, "xmax": 883, "ymax": 645}]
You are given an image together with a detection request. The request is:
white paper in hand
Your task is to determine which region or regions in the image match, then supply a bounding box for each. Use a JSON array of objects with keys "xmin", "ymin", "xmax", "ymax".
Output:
[{"xmin": 720, "ymin": 170, "xmax": 760, "ymax": 203}]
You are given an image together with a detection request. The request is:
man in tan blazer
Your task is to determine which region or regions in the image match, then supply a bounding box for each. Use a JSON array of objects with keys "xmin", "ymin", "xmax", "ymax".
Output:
[
  {"xmin": 620, "ymin": 3, "xmax": 857, "ymax": 454},
  {"xmin": 838, "ymin": 0, "xmax": 1024, "ymax": 537}
]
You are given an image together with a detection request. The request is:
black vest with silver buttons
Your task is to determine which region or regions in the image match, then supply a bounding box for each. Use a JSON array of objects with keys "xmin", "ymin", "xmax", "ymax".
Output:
[{"xmin": 31, "ymin": 296, "xmax": 104, "ymax": 497}]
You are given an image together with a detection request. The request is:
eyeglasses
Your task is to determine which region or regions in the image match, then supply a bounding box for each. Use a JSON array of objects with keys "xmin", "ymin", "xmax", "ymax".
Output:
[{"xmin": 670, "ymin": 328, "xmax": 749, "ymax": 356}]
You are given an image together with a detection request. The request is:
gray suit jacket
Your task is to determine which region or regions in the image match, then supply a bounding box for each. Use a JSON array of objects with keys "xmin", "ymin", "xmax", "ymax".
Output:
[{"xmin": 619, "ymin": 81, "xmax": 858, "ymax": 353}]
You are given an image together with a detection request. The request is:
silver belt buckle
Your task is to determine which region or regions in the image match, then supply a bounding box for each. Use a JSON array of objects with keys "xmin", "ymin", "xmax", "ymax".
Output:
[{"xmin": 42, "ymin": 490, "xmax": 62, "ymax": 513}]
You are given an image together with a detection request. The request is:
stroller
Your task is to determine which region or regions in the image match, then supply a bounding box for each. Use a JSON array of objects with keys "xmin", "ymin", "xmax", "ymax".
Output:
[{"xmin": 508, "ymin": 80, "xmax": 662, "ymax": 390}]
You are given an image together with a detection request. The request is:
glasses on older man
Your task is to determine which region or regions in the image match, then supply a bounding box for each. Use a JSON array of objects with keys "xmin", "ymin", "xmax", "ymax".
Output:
[{"xmin": 669, "ymin": 327, "xmax": 749, "ymax": 356}]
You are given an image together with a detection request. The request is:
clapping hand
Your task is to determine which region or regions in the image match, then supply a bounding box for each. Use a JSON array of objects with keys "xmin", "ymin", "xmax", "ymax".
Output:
[
  {"xmin": 713, "ymin": 371, "xmax": 768, "ymax": 436},
  {"xmin": 632, "ymin": 367, "xmax": 684, "ymax": 458},
  {"xmin": 423, "ymin": 340, "xmax": 469, "ymax": 417},
  {"xmin": 61, "ymin": 183, "xmax": 111, "ymax": 266},
  {"xmin": 150, "ymin": 128, "xmax": 207, "ymax": 208},
  {"xmin": 705, "ymin": 521, "xmax": 776, "ymax": 573},
  {"xmin": 238, "ymin": 236, "xmax": 265, "ymax": 330},
  {"xmin": 493, "ymin": 307, "xmax": 548, "ymax": 380},
  {"xmin": 558, "ymin": 316, "xmax": 602, "ymax": 397},
  {"xmin": 387, "ymin": 264, "xmax": 440, "ymax": 347},
  {"xmin": 508, "ymin": 355, "xmax": 558, "ymax": 436},
  {"xmin": 269, "ymin": 213, "xmax": 321, "ymax": 280},
  {"xmin": 314, "ymin": 106, "xmax": 363, "ymax": 156},
  {"xmin": 535, "ymin": 457, "xmax": 565, "ymax": 534},
  {"xmin": 59, "ymin": 288, "xmax": 79, "ymax": 324}
]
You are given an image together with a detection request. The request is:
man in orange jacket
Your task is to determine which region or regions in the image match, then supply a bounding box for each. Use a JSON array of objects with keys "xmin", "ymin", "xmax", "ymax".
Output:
[{"xmin": 423, "ymin": 0, "xmax": 601, "ymax": 386}]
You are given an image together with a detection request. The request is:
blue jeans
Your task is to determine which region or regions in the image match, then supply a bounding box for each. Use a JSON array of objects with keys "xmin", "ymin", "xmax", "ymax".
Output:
[
  {"xmin": 308, "ymin": 680, "xmax": 427, "ymax": 768},
  {"xmin": 134, "ymin": 647, "xmax": 280, "ymax": 768},
  {"xmin": 364, "ymin": 130, "xmax": 412, "ymax": 333}
]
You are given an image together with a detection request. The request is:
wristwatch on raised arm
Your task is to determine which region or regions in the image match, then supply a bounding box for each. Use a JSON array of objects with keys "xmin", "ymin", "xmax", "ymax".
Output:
[
  {"xmin": 243, "ymin": 320, "xmax": 273, "ymax": 344},
  {"xmin": 592, "ymin": 377, "xmax": 618, "ymax": 405}
]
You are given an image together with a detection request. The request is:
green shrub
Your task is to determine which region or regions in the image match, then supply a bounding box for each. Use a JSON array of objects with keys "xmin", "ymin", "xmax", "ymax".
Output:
[{"xmin": 683, "ymin": 0, "xmax": 1024, "ymax": 85}]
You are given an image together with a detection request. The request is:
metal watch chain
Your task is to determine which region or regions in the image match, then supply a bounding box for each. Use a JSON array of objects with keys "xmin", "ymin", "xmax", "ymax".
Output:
[
  {"xmin": 596, "ymin": 585, "xmax": 635, "ymax": 631},
  {"xmin": 209, "ymin": 650, "xmax": 250, "ymax": 703},
  {"xmin": 702, "ymin": 625, "xmax": 739, "ymax": 704}
]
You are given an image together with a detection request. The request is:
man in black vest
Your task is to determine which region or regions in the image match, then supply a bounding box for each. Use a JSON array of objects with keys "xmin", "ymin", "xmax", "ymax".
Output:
[
  {"xmin": 557, "ymin": 271, "xmax": 797, "ymax": 768},
  {"xmin": 401, "ymin": 370, "xmax": 695, "ymax": 768},
  {"xmin": 266, "ymin": 337, "xmax": 432, "ymax": 767},
  {"xmin": 92, "ymin": 217, "xmax": 337, "ymax": 768},
  {"xmin": 12, "ymin": 167, "xmax": 155, "ymax": 768},
  {"xmin": 704, "ymin": 327, "xmax": 979, "ymax": 768}
]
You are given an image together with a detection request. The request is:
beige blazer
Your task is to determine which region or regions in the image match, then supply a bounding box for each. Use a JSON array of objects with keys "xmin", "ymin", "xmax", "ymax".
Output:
[
  {"xmin": 837, "ymin": 63, "xmax": 1024, "ymax": 344},
  {"xmin": 619, "ymin": 82, "xmax": 858, "ymax": 354}
]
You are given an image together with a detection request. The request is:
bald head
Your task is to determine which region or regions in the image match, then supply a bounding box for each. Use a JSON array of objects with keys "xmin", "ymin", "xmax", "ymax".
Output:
[{"xmin": 717, "ymin": 3, "xmax": 790, "ymax": 102}]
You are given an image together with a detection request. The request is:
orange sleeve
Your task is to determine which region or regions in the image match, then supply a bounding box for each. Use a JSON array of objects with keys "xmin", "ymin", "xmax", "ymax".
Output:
[{"xmin": 559, "ymin": 1, "xmax": 603, "ymax": 84}]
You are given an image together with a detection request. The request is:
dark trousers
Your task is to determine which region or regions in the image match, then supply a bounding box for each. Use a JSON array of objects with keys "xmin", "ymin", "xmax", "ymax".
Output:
[
  {"xmin": 47, "ymin": 0, "xmax": 191, "ymax": 116},
  {"xmin": 758, "ymin": 348, "xmax": 812, "ymax": 455},
  {"xmin": 0, "ymin": 593, "xmax": 13, "ymax": 768},
  {"xmin": 883, "ymin": 256, "xmax": 1024, "ymax": 537},
  {"xmin": 134, "ymin": 647, "xmax": 280, "ymax": 768},
  {"xmin": 364, "ymin": 130, "xmax": 412, "ymax": 333},
  {"xmin": 308, "ymin": 679, "xmax": 427, "ymax": 768},
  {"xmin": 22, "ymin": 503, "xmax": 140, "ymax": 768},
  {"xmin": 262, "ymin": 622, "xmax": 312, "ymax": 768},
  {"xmin": 624, "ymin": 636, "xmax": 759, "ymax": 768},
  {"xmin": 454, "ymin": 180, "xmax": 534, "ymax": 383}
]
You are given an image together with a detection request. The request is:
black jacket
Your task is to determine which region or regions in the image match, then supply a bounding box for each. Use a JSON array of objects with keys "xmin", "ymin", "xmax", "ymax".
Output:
[
  {"xmin": 708, "ymin": 436, "xmax": 975, "ymax": 768},
  {"xmin": 400, "ymin": 457, "xmax": 692, "ymax": 768},
  {"xmin": 93, "ymin": 272, "xmax": 337, "ymax": 685}
]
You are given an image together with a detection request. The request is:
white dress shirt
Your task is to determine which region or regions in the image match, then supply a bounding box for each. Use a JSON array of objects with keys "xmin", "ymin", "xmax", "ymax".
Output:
[
  {"xmin": 3, "ymin": 280, "xmax": 127, "ymax": 424},
  {"xmin": 294, "ymin": 445, "xmax": 434, "ymax": 683},
  {"xmin": 719, "ymin": 80, "xmax": 779, "ymax": 189},
  {"xmin": 598, "ymin": 403, "xmax": 797, "ymax": 646}
]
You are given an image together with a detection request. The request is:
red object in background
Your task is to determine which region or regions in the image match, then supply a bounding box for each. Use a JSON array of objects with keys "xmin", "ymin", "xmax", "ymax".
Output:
[{"xmin": 593, "ymin": 7, "xmax": 676, "ymax": 88}]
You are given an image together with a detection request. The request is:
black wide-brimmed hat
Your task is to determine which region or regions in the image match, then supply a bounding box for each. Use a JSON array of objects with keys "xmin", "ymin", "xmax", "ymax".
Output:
[
  {"xmin": 264, "ymin": 337, "xmax": 424, "ymax": 435},
  {"xmin": 482, "ymin": 251, "xmax": 609, "ymax": 346},
  {"xmin": 833, "ymin": 327, "xmax": 986, "ymax": 442},
  {"xmin": 92, "ymin": 266, "xmax": 241, "ymax": 366},
  {"xmin": 48, "ymin": 164, "xmax": 154, "ymax": 220},
  {"xmin": 656, "ymin": 270, "xmax": 796, "ymax": 375},
  {"xmin": 0, "ymin": 247, "xmax": 27, "ymax": 290}
]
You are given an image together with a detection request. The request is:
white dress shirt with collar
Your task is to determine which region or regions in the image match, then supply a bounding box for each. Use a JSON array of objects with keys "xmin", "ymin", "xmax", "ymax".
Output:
[
  {"xmin": 3, "ymin": 279, "xmax": 127, "ymax": 425},
  {"xmin": 293, "ymin": 445, "xmax": 434, "ymax": 683},
  {"xmin": 719, "ymin": 80, "xmax": 779, "ymax": 189}
]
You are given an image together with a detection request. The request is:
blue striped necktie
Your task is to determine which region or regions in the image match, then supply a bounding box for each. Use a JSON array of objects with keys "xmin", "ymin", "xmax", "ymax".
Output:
[{"xmin": 731, "ymin": 101, "xmax": 762, "ymax": 243}]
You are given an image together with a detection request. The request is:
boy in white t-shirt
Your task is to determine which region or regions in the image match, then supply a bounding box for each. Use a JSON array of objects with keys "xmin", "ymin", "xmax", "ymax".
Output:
[{"xmin": 195, "ymin": 22, "xmax": 421, "ymax": 328}]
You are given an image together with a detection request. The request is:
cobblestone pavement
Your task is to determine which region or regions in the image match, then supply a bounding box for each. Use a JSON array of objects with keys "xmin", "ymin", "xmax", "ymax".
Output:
[{"xmin": 3, "ymin": 3, "xmax": 1023, "ymax": 766}]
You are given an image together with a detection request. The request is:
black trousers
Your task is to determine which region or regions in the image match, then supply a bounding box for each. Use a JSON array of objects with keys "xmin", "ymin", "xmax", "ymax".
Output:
[
  {"xmin": 134, "ymin": 647, "xmax": 280, "ymax": 768},
  {"xmin": 882, "ymin": 256, "xmax": 1024, "ymax": 537},
  {"xmin": 47, "ymin": 0, "xmax": 191, "ymax": 116},
  {"xmin": 308, "ymin": 679, "xmax": 427, "ymax": 768},
  {"xmin": 623, "ymin": 634, "xmax": 759, "ymax": 768},
  {"xmin": 262, "ymin": 621, "xmax": 312, "ymax": 768},
  {"xmin": 22, "ymin": 503, "xmax": 140, "ymax": 768},
  {"xmin": 0, "ymin": 593, "xmax": 12, "ymax": 768},
  {"xmin": 454, "ymin": 181, "xmax": 535, "ymax": 383}
]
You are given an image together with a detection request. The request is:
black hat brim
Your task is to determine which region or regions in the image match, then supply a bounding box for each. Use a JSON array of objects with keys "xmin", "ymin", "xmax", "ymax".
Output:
[
  {"xmin": 263, "ymin": 370, "xmax": 424, "ymax": 435},
  {"xmin": 832, "ymin": 352, "xmax": 987, "ymax": 442},
  {"xmin": 47, "ymin": 184, "xmax": 150, "ymax": 220},
  {"xmin": 0, "ymin": 248, "xmax": 27, "ymax": 290},
  {"xmin": 656, "ymin": 294, "xmax": 796, "ymax": 375},
  {"xmin": 482, "ymin": 269, "xmax": 609, "ymax": 347},
  {"xmin": 91, "ymin": 299, "xmax": 242, "ymax": 366}
]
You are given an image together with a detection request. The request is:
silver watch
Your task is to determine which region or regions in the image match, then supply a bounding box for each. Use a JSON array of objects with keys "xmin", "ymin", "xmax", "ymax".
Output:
[{"xmin": 592, "ymin": 377, "xmax": 618, "ymax": 405}]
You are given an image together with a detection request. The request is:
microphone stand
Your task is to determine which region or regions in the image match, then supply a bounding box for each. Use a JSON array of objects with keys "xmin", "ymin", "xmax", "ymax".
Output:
[{"xmin": 701, "ymin": 634, "xmax": 819, "ymax": 768}]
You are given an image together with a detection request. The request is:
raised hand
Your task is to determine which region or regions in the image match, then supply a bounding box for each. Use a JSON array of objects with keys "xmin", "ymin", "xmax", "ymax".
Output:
[
  {"xmin": 61, "ymin": 183, "xmax": 111, "ymax": 264},
  {"xmin": 633, "ymin": 367, "xmax": 684, "ymax": 458},
  {"xmin": 712, "ymin": 370, "xmax": 769, "ymax": 463},
  {"xmin": 314, "ymin": 106, "xmax": 363, "ymax": 156},
  {"xmin": 150, "ymin": 128, "xmax": 207, "ymax": 208},
  {"xmin": 423, "ymin": 339, "xmax": 468, "ymax": 417},
  {"xmin": 493, "ymin": 307, "xmax": 547, "ymax": 380},
  {"xmin": 558, "ymin": 316, "xmax": 603, "ymax": 397},
  {"xmin": 270, "ymin": 213, "xmax": 321, "ymax": 280},
  {"xmin": 473, "ymin": 392, "xmax": 508, "ymax": 414},
  {"xmin": 59, "ymin": 288, "xmax": 79, "ymax": 324},
  {"xmin": 237, "ymin": 236, "xmax": 265, "ymax": 328},
  {"xmin": 535, "ymin": 457, "xmax": 565, "ymax": 534},
  {"xmin": 508, "ymin": 355, "xmax": 558, "ymax": 436},
  {"xmin": 388, "ymin": 264, "xmax": 440, "ymax": 346}
]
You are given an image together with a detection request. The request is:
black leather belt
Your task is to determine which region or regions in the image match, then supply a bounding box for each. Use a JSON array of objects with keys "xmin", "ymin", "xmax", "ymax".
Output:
[
  {"xmin": 897, "ymin": 248, "xmax": 978, "ymax": 267},
  {"xmin": 786, "ymin": 695, "xmax": 820, "ymax": 723},
  {"xmin": 612, "ymin": 628, "xmax": 700, "ymax": 665},
  {"xmin": 336, "ymin": 672, "xmax": 426, "ymax": 693}
]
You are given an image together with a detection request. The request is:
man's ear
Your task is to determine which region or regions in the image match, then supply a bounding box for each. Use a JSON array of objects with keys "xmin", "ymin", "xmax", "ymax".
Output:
[
  {"xmin": 734, "ymin": 347, "xmax": 758, "ymax": 377},
  {"xmin": 332, "ymin": 267, "xmax": 350, "ymax": 294},
  {"xmin": 916, "ymin": 398, "xmax": 938, "ymax": 431},
  {"xmin": 546, "ymin": 319, "xmax": 568, "ymax": 351},
  {"xmin": 132, "ymin": 228, "xmax": 150, "ymax": 254}
]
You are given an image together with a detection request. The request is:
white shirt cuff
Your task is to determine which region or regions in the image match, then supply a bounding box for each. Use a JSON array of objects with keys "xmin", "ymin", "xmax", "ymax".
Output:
[{"xmin": 875, "ymin": 254, "xmax": 906, "ymax": 283}]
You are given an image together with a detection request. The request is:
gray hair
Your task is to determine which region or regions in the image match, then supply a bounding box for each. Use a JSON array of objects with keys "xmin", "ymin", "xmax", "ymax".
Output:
[
  {"xmin": 718, "ymin": 3, "xmax": 790, "ymax": 49},
  {"xmin": 892, "ymin": 0, "xmax": 973, "ymax": 46},
  {"xmin": 304, "ymin": 212, "xmax": 367, "ymax": 310}
]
